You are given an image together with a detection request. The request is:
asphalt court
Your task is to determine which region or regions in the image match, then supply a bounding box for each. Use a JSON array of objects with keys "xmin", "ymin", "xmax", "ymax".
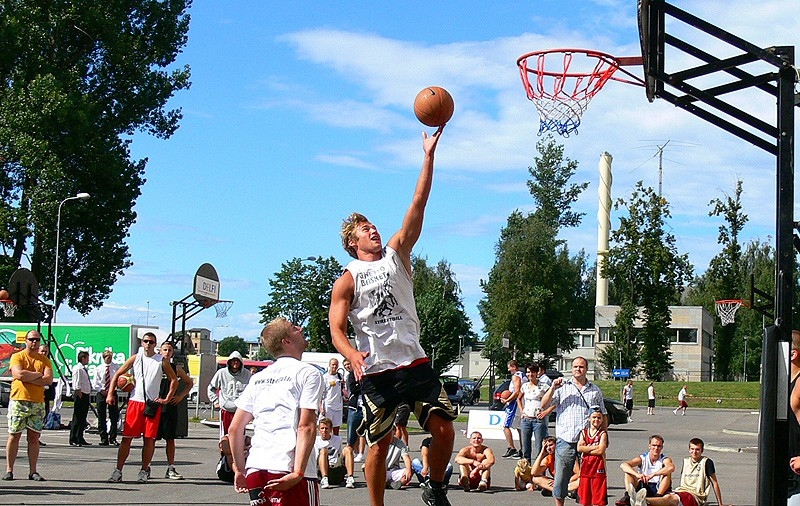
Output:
[{"xmin": 0, "ymin": 405, "xmax": 759, "ymax": 505}]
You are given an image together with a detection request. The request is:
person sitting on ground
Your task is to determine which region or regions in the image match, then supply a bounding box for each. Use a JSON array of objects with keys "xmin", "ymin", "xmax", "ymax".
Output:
[
  {"xmin": 216, "ymin": 434, "xmax": 251, "ymax": 483},
  {"xmin": 454, "ymin": 431, "xmax": 495, "ymax": 492},
  {"xmin": 412, "ymin": 436, "xmax": 453, "ymax": 487},
  {"xmin": 616, "ymin": 434, "xmax": 674, "ymax": 506},
  {"xmin": 635, "ymin": 438, "xmax": 726, "ymax": 506},
  {"xmin": 315, "ymin": 417, "xmax": 355, "ymax": 489},
  {"xmin": 532, "ymin": 436, "xmax": 580, "ymax": 497},
  {"xmin": 384, "ymin": 434, "xmax": 413, "ymax": 490}
]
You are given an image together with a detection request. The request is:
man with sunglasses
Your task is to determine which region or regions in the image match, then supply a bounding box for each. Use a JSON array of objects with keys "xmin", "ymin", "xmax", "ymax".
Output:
[
  {"xmin": 106, "ymin": 332, "xmax": 178, "ymax": 484},
  {"xmin": 4, "ymin": 330, "xmax": 52, "ymax": 481}
]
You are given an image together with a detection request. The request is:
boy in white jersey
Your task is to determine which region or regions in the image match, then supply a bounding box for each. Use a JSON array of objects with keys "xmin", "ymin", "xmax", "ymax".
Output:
[
  {"xmin": 616, "ymin": 435, "xmax": 674, "ymax": 505},
  {"xmin": 329, "ymin": 125, "xmax": 455, "ymax": 506},
  {"xmin": 229, "ymin": 318, "xmax": 324, "ymax": 506}
]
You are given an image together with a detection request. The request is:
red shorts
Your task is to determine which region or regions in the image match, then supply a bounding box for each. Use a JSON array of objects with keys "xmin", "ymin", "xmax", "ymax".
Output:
[
  {"xmin": 220, "ymin": 409, "xmax": 235, "ymax": 437},
  {"xmin": 122, "ymin": 400, "xmax": 161, "ymax": 439},
  {"xmin": 676, "ymin": 492, "xmax": 698, "ymax": 506},
  {"xmin": 679, "ymin": 400, "xmax": 689, "ymax": 408},
  {"xmin": 578, "ymin": 475, "xmax": 608, "ymax": 505},
  {"xmin": 246, "ymin": 470, "xmax": 319, "ymax": 506}
]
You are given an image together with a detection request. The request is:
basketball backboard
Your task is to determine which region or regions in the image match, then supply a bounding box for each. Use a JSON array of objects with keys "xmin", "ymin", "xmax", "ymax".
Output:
[
  {"xmin": 193, "ymin": 263, "xmax": 220, "ymax": 307},
  {"xmin": 7, "ymin": 268, "xmax": 40, "ymax": 307}
]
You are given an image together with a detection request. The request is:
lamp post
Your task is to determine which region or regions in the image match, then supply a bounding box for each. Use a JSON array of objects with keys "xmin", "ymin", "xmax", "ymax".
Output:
[
  {"xmin": 52, "ymin": 192, "xmax": 91, "ymax": 323},
  {"xmin": 137, "ymin": 315, "xmax": 156, "ymax": 326}
]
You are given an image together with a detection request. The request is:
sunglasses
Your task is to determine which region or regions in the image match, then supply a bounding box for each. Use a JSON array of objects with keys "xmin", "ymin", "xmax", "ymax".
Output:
[
  {"xmin": 142, "ymin": 339, "xmax": 156, "ymax": 344},
  {"xmin": 27, "ymin": 338, "xmax": 41, "ymax": 343}
]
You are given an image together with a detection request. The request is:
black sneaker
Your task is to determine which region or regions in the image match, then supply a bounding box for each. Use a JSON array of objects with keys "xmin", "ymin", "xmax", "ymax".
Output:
[
  {"xmin": 501, "ymin": 447, "xmax": 517, "ymax": 458},
  {"xmin": 421, "ymin": 483, "xmax": 451, "ymax": 506}
]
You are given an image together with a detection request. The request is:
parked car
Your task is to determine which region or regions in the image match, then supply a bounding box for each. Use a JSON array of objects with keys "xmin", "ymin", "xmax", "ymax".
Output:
[
  {"xmin": 490, "ymin": 374, "xmax": 628, "ymax": 425},
  {"xmin": 458, "ymin": 379, "xmax": 479, "ymax": 405},
  {"xmin": 440, "ymin": 375, "xmax": 465, "ymax": 406}
]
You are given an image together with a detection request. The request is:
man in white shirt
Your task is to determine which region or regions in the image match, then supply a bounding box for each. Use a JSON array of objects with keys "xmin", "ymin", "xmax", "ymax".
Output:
[
  {"xmin": 92, "ymin": 350, "xmax": 120, "ymax": 445},
  {"xmin": 229, "ymin": 318, "xmax": 324, "ymax": 506},
  {"xmin": 107, "ymin": 333, "xmax": 178, "ymax": 484},
  {"xmin": 320, "ymin": 358, "xmax": 345, "ymax": 435},
  {"xmin": 315, "ymin": 417, "xmax": 355, "ymax": 489},
  {"xmin": 541, "ymin": 356, "xmax": 607, "ymax": 506},
  {"xmin": 69, "ymin": 351, "xmax": 92, "ymax": 446}
]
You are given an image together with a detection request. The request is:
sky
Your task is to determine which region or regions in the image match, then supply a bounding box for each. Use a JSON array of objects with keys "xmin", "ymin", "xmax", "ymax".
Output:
[{"xmin": 56, "ymin": 0, "xmax": 800, "ymax": 345}]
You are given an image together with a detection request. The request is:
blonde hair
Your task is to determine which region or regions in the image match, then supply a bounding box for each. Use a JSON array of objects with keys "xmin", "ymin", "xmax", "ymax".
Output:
[
  {"xmin": 340, "ymin": 212, "xmax": 370, "ymax": 258},
  {"xmin": 261, "ymin": 317, "xmax": 291, "ymax": 356}
]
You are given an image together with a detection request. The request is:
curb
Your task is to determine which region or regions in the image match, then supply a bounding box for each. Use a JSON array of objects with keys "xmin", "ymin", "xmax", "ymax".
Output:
[
  {"xmin": 706, "ymin": 443, "xmax": 758, "ymax": 453},
  {"xmin": 722, "ymin": 428, "xmax": 758, "ymax": 437}
]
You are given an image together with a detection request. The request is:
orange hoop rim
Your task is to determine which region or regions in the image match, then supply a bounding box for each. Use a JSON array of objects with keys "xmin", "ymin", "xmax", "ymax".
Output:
[
  {"xmin": 715, "ymin": 299, "xmax": 750, "ymax": 308},
  {"xmin": 517, "ymin": 48, "xmax": 645, "ymax": 87}
]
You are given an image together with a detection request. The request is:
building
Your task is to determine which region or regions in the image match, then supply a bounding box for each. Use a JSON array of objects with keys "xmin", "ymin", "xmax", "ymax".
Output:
[
  {"xmin": 573, "ymin": 305, "xmax": 715, "ymax": 381},
  {"xmin": 186, "ymin": 328, "xmax": 216, "ymax": 355}
]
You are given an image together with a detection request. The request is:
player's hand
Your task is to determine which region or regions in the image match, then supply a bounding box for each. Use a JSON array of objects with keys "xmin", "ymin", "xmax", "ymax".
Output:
[
  {"xmin": 264, "ymin": 471, "xmax": 304, "ymax": 491},
  {"xmin": 791, "ymin": 456, "xmax": 800, "ymax": 474},
  {"xmin": 233, "ymin": 471, "xmax": 249, "ymax": 493},
  {"xmin": 347, "ymin": 351, "xmax": 371, "ymax": 381},
  {"xmin": 106, "ymin": 392, "xmax": 116, "ymax": 405},
  {"xmin": 422, "ymin": 125, "xmax": 444, "ymax": 155}
]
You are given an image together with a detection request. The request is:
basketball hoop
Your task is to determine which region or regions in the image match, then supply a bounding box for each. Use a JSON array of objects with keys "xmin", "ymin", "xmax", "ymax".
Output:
[
  {"xmin": 517, "ymin": 49, "xmax": 644, "ymax": 137},
  {"xmin": 212, "ymin": 300, "xmax": 233, "ymax": 318},
  {"xmin": 1, "ymin": 299, "xmax": 16, "ymax": 318},
  {"xmin": 715, "ymin": 299, "xmax": 745, "ymax": 326}
]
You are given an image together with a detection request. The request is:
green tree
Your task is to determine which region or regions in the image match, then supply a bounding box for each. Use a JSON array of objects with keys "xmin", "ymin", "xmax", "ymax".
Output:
[
  {"xmin": 479, "ymin": 135, "xmax": 590, "ymax": 363},
  {"xmin": 0, "ymin": 1, "xmax": 191, "ymax": 313},
  {"xmin": 259, "ymin": 256, "xmax": 343, "ymax": 353},
  {"xmin": 701, "ymin": 181, "xmax": 747, "ymax": 380},
  {"xmin": 412, "ymin": 256, "xmax": 476, "ymax": 374},
  {"xmin": 603, "ymin": 182, "xmax": 693, "ymax": 379},
  {"xmin": 216, "ymin": 336, "xmax": 249, "ymax": 358}
]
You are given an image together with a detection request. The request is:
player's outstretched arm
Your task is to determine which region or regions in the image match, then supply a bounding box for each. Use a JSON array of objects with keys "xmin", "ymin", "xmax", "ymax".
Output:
[{"xmin": 388, "ymin": 126, "xmax": 444, "ymax": 266}]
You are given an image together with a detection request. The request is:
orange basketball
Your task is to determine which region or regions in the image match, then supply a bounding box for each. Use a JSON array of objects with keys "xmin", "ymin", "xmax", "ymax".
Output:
[
  {"xmin": 116, "ymin": 373, "xmax": 135, "ymax": 393},
  {"xmin": 0, "ymin": 289, "xmax": 9, "ymax": 300},
  {"xmin": 500, "ymin": 390, "xmax": 512, "ymax": 400},
  {"xmin": 414, "ymin": 86, "xmax": 454, "ymax": 127}
]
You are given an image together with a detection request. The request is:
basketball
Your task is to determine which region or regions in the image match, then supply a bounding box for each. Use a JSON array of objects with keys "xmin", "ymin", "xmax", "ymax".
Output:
[
  {"xmin": 0, "ymin": 289, "xmax": 9, "ymax": 300},
  {"xmin": 117, "ymin": 373, "xmax": 135, "ymax": 393},
  {"xmin": 500, "ymin": 390, "xmax": 512, "ymax": 400},
  {"xmin": 414, "ymin": 86, "xmax": 454, "ymax": 127}
]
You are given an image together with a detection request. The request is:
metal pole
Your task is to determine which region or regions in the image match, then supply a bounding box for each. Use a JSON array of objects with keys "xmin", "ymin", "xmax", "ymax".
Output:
[{"xmin": 52, "ymin": 193, "xmax": 90, "ymax": 323}]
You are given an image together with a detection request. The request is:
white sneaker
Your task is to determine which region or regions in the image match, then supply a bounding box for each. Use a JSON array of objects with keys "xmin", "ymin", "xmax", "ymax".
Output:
[
  {"xmin": 320, "ymin": 476, "xmax": 330, "ymax": 489},
  {"xmin": 354, "ymin": 453, "xmax": 364, "ymax": 463},
  {"xmin": 345, "ymin": 475, "xmax": 355, "ymax": 489},
  {"xmin": 108, "ymin": 469, "xmax": 122, "ymax": 483},
  {"xmin": 165, "ymin": 466, "xmax": 183, "ymax": 480},
  {"xmin": 137, "ymin": 469, "xmax": 148, "ymax": 484},
  {"xmin": 390, "ymin": 479, "xmax": 402, "ymax": 489}
]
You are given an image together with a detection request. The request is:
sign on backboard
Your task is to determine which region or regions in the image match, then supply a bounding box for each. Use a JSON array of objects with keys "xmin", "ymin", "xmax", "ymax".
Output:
[{"xmin": 193, "ymin": 263, "xmax": 220, "ymax": 305}]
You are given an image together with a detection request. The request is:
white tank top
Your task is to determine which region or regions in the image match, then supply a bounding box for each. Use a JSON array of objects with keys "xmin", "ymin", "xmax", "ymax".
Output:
[
  {"xmin": 640, "ymin": 451, "xmax": 668, "ymax": 485},
  {"xmin": 346, "ymin": 247, "xmax": 426, "ymax": 374}
]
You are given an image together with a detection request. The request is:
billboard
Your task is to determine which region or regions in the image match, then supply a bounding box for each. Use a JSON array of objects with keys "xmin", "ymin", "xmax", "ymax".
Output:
[{"xmin": 0, "ymin": 324, "xmax": 133, "ymax": 379}]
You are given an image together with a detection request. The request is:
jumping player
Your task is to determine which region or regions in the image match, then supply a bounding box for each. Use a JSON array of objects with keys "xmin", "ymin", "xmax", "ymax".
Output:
[{"xmin": 329, "ymin": 126, "xmax": 455, "ymax": 506}]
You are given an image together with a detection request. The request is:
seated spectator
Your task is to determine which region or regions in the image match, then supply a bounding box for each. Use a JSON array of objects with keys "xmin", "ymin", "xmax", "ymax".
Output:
[
  {"xmin": 515, "ymin": 458, "xmax": 533, "ymax": 491},
  {"xmin": 532, "ymin": 436, "xmax": 580, "ymax": 497},
  {"xmin": 384, "ymin": 434, "xmax": 413, "ymax": 490},
  {"xmin": 412, "ymin": 436, "xmax": 454, "ymax": 487},
  {"xmin": 315, "ymin": 417, "xmax": 355, "ymax": 489},
  {"xmin": 616, "ymin": 435, "xmax": 675, "ymax": 506},
  {"xmin": 454, "ymin": 431, "xmax": 495, "ymax": 492}
]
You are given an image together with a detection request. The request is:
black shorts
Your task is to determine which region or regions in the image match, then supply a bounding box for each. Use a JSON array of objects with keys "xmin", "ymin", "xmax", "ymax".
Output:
[
  {"xmin": 625, "ymin": 399, "xmax": 633, "ymax": 411},
  {"xmin": 157, "ymin": 405, "xmax": 179, "ymax": 440},
  {"xmin": 648, "ymin": 399, "xmax": 656, "ymax": 408},
  {"xmin": 394, "ymin": 403, "xmax": 411, "ymax": 427},
  {"xmin": 359, "ymin": 361, "xmax": 456, "ymax": 445}
]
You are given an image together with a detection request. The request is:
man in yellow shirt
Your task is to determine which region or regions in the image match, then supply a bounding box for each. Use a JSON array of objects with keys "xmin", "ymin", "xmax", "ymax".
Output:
[{"xmin": 4, "ymin": 330, "xmax": 53, "ymax": 481}]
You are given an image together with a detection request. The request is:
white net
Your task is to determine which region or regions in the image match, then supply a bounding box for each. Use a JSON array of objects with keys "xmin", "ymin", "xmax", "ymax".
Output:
[
  {"xmin": 715, "ymin": 300, "xmax": 742, "ymax": 326},
  {"xmin": 214, "ymin": 300, "xmax": 233, "ymax": 318},
  {"xmin": 1, "ymin": 301, "xmax": 16, "ymax": 318}
]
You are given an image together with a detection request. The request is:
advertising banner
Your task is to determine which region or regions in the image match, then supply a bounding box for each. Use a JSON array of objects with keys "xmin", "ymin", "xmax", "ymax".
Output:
[{"xmin": 0, "ymin": 324, "xmax": 132, "ymax": 379}]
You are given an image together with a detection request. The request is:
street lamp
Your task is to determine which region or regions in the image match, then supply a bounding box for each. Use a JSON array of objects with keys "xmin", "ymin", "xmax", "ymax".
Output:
[
  {"xmin": 137, "ymin": 315, "xmax": 156, "ymax": 325},
  {"xmin": 52, "ymin": 192, "xmax": 91, "ymax": 323}
]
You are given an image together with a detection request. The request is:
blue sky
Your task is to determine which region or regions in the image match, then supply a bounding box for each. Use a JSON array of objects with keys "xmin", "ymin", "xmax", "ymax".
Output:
[{"xmin": 58, "ymin": 0, "xmax": 800, "ymax": 344}]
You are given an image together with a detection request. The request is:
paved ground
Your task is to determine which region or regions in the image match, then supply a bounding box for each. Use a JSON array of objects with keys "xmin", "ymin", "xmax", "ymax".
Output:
[{"xmin": 0, "ymin": 404, "xmax": 759, "ymax": 505}]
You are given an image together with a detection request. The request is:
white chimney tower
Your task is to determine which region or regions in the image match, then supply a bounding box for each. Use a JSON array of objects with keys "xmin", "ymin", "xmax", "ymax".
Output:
[{"xmin": 596, "ymin": 152, "xmax": 613, "ymax": 307}]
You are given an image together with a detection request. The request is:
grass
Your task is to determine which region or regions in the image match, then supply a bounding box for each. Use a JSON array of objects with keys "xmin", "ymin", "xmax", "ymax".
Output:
[{"xmin": 476, "ymin": 380, "xmax": 761, "ymax": 410}]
